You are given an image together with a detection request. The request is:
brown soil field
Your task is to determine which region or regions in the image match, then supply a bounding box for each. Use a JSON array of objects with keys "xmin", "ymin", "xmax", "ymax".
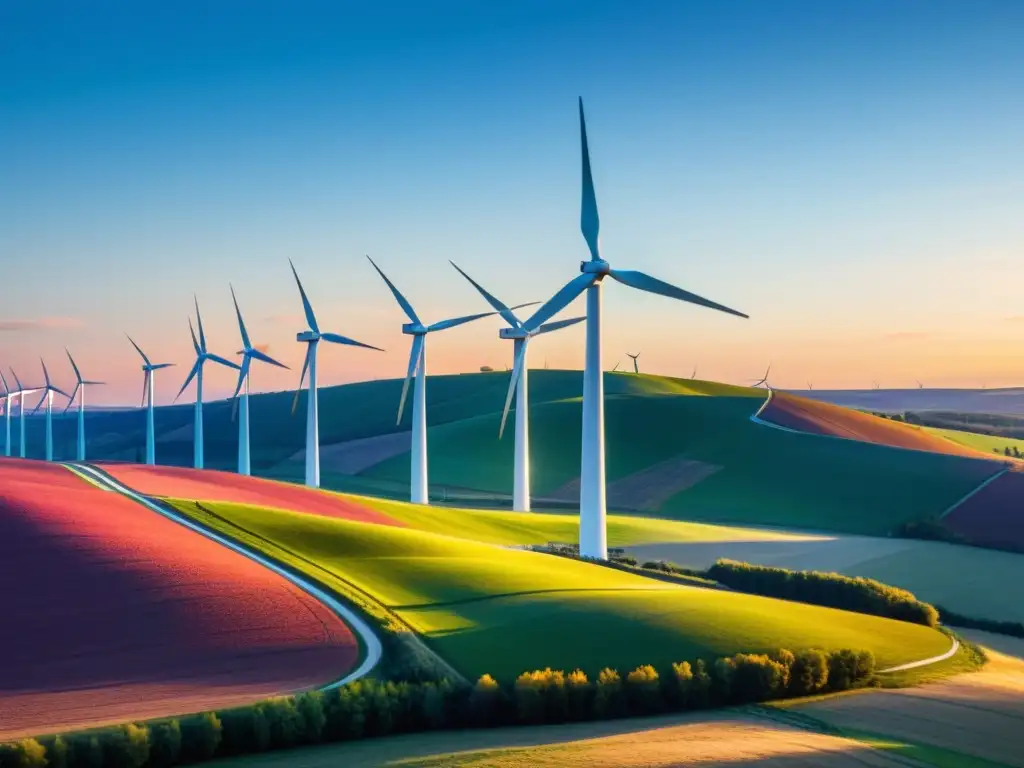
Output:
[
  {"xmin": 0, "ymin": 458, "xmax": 359, "ymax": 739},
  {"xmin": 97, "ymin": 462, "xmax": 402, "ymax": 526},
  {"xmin": 550, "ymin": 457, "xmax": 722, "ymax": 512},
  {"xmin": 761, "ymin": 392, "xmax": 1002, "ymax": 460},
  {"xmin": 944, "ymin": 469, "xmax": 1024, "ymax": 552},
  {"xmin": 797, "ymin": 631, "xmax": 1024, "ymax": 767}
]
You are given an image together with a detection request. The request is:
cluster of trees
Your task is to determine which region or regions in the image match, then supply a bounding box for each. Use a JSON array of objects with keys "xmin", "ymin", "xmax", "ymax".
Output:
[
  {"xmin": 707, "ymin": 559, "xmax": 939, "ymax": 628},
  {"xmin": 935, "ymin": 605, "xmax": 1024, "ymax": 639},
  {"xmin": 0, "ymin": 647, "xmax": 875, "ymax": 768}
]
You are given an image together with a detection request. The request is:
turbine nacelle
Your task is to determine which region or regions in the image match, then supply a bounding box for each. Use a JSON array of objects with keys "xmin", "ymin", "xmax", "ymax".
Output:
[
  {"xmin": 499, "ymin": 327, "xmax": 529, "ymax": 341},
  {"xmin": 296, "ymin": 330, "xmax": 319, "ymax": 343},
  {"xmin": 402, "ymin": 323, "xmax": 429, "ymax": 336},
  {"xmin": 580, "ymin": 259, "xmax": 611, "ymax": 277}
]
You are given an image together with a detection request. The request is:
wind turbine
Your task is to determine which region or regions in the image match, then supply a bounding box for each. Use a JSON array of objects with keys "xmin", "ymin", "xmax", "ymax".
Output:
[
  {"xmin": 507, "ymin": 98, "xmax": 748, "ymax": 559},
  {"xmin": 127, "ymin": 335, "xmax": 174, "ymax": 465},
  {"xmin": 367, "ymin": 255, "xmax": 499, "ymax": 505},
  {"xmin": 627, "ymin": 352, "xmax": 641, "ymax": 374},
  {"xmin": 611, "ymin": 361, "xmax": 621, "ymax": 372},
  {"xmin": 1, "ymin": 371, "xmax": 13, "ymax": 457},
  {"xmin": 751, "ymin": 363, "xmax": 772, "ymax": 389},
  {"xmin": 289, "ymin": 260, "xmax": 383, "ymax": 489},
  {"xmin": 450, "ymin": 261, "xmax": 582, "ymax": 512},
  {"xmin": 916, "ymin": 380, "xmax": 924, "ymax": 389},
  {"xmin": 32, "ymin": 358, "xmax": 71, "ymax": 461},
  {"xmin": 62, "ymin": 349, "xmax": 104, "ymax": 461},
  {"xmin": 229, "ymin": 284, "xmax": 288, "ymax": 476},
  {"xmin": 807, "ymin": 381, "xmax": 814, "ymax": 391},
  {"xmin": 691, "ymin": 366, "xmax": 698, "ymax": 380},
  {"xmin": 175, "ymin": 298, "xmax": 240, "ymax": 470},
  {"xmin": 8, "ymin": 368, "xmax": 37, "ymax": 459}
]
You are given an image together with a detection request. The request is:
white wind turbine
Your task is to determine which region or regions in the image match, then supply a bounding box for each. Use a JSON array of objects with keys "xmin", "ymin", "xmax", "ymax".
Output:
[
  {"xmin": 127, "ymin": 335, "xmax": 174, "ymax": 465},
  {"xmin": 8, "ymin": 368, "xmax": 37, "ymax": 459},
  {"xmin": 289, "ymin": 260, "xmax": 383, "ymax": 489},
  {"xmin": 62, "ymin": 349, "xmax": 104, "ymax": 461},
  {"xmin": 176, "ymin": 298, "xmax": 240, "ymax": 469},
  {"xmin": 229, "ymin": 284, "xmax": 288, "ymax": 476},
  {"xmin": 1, "ymin": 370, "xmax": 12, "ymax": 458},
  {"xmin": 367, "ymin": 255, "xmax": 502, "ymax": 505},
  {"xmin": 32, "ymin": 358, "xmax": 72, "ymax": 461},
  {"xmin": 516, "ymin": 98, "xmax": 748, "ymax": 559},
  {"xmin": 450, "ymin": 261, "xmax": 582, "ymax": 512}
]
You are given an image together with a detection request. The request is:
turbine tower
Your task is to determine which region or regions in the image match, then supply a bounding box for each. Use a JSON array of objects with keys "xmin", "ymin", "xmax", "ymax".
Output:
[
  {"xmin": 627, "ymin": 352, "xmax": 641, "ymax": 374},
  {"xmin": 367, "ymin": 256, "xmax": 499, "ymax": 505},
  {"xmin": 127, "ymin": 335, "xmax": 174, "ymax": 465},
  {"xmin": 517, "ymin": 98, "xmax": 748, "ymax": 559},
  {"xmin": 8, "ymin": 368, "xmax": 37, "ymax": 459},
  {"xmin": 229, "ymin": 284, "xmax": 287, "ymax": 476},
  {"xmin": 63, "ymin": 349, "xmax": 104, "ymax": 461},
  {"xmin": 450, "ymin": 261, "xmax": 581, "ymax": 512},
  {"xmin": 176, "ymin": 298, "xmax": 240, "ymax": 470},
  {"xmin": 289, "ymin": 260, "xmax": 382, "ymax": 489},
  {"xmin": 32, "ymin": 358, "xmax": 71, "ymax": 461},
  {"xmin": 1, "ymin": 371, "xmax": 12, "ymax": 457}
]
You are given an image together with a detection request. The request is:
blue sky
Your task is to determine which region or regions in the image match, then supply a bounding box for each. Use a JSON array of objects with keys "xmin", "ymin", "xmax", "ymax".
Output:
[{"xmin": 3, "ymin": 0, "xmax": 1024, "ymax": 404}]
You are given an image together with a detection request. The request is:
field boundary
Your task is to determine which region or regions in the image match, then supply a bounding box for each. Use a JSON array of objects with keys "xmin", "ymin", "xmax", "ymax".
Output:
[
  {"xmin": 63, "ymin": 461, "xmax": 382, "ymax": 690},
  {"xmin": 938, "ymin": 467, "xmax": 1010, "ymax": 520}
]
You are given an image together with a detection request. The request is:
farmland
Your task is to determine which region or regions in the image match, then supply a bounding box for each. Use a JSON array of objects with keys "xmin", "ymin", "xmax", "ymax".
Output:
[
  {"xmin": 171, "ymin": 499, "xmax": 953, "ymax": 682},
  {"xmin": 0, "ymin": 458, "xmax": 359, "ymax": 740}
]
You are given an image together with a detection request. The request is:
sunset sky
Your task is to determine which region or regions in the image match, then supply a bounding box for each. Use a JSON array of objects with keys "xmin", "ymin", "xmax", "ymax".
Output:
[{"xmin": 3, "ymin": 0, "xmax": 1024, "ymax": 406}]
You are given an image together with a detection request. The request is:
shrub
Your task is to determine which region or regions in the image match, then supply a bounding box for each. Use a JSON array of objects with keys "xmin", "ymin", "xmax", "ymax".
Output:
[
  {"xmin": 625, "ymin": 665, "xmax": 662, "ymax": 714},
  {"xmin": 178, "ymin": 712, "xmax": 222, "ymax": 762},
  {"xmin": 469, "ymin": 674, "xmax": 505, "ymax": 727},
  {"xmin": 715, "ymin": 653, "xmax": 789, "ymax": 704},
  {"xmin": 146, "ymin": 721, "xmax": 182, "ymax": 768},
  {"xmin": 789, "ymin": 649, "xmax": 829, "ymax": 696},
  {"xmin": 258, "ymin": 698, "xmax": 305, "ymax": 750},
  {"xmin": 707, "ymin": 559, "xmax": 939, "ymax": 627},
  {"xmin": 295, "ymin": 691, "xmax": 326, "ymax": 743},
  {"xmin": 98, "ymin": 723, "xmax": 149, "ymax": 768},
  {"xmin": 566, "ymin": 669, "xmax": 594, "ymax": 721},
  {"xmin": 594, "ymin": 668, "xmax": 626, "ymax": 719},
  {"xmin": 0, "ymin": 739, "xmax": 47, "ymax": 768},
  {"xmin": 827, "ymin": 649, "xmax": 875, "ymax": 691}
]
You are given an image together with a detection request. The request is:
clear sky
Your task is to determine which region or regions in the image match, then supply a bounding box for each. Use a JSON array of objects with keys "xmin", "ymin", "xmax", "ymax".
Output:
[{"xmin": 2, "ymin": 0, "xmax": 1024, "ymax": 405}]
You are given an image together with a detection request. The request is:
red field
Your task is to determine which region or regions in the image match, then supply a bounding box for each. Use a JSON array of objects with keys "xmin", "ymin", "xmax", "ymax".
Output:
[
  {"xmin": 97, "ymin": 462, "xmax": 402, "ymax": 526},
  {"xmin": 0, "ymin": 458, "xmax": 360, "ymax": 739},
  {"xmin": 760, "ymin": 392, "xmax": 998, "ymax": 459},
  {"xmin": 943, "ymin": 469, "xmax": 1024, "ymax": 552}
]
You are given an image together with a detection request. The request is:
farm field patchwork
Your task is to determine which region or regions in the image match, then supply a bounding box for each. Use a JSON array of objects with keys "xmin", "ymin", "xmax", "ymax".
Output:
[
  {"xmin": 171, "ymin": 500, "xmax": 953, "ymax": 682},
  {"xmin": 0, "ymin": 458, "xmax": 360, "ymax": 740},
  {"xmin": 943, "ymin": 468, "xmax": 1024, "ymax": 553}
]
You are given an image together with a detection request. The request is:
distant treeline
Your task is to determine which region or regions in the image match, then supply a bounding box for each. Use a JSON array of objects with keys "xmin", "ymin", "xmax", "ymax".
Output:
[
  {"xmin": 869, "ymin": 409, "xmax": 1024, "ymax": 440},
  {"xmin": 0, "ymin": 647, "xmax": 877, "ymax": 768},
  {"xmin": 935, "ymin": 606, "xmax": 1024, "ymax": 639}
]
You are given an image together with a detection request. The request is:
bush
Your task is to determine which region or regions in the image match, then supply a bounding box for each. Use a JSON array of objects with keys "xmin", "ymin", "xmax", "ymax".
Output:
[
  {"xmin": 178, "ymin": 712, "xmax": 221, "ymax": 762},
  {"xmin": 469, "ymin": 674, "xmax": 505, "ymax": 727},
  {"xmin": 789, "ymin": 649, "xmax": 830, "ymax": 696},
  {"xmin": 594, "ymin": 668, "xmax": 626, "ymax": 719},
  {"xmin": 827, "ymin": 649, "xmax": 875, "ymax": 691},
  {"xmin": 98, "ymin": 723, "xmax": 149, "ymax": 768},
  {"xmin": 146, "ymin": 720, "xmax": 181, "ymax": 768},
  {"xmin": 0, "ymin": 739, "xmax": 47, "ymax": 768},
  {"xmin": 715, "ymin": 653, "xmax": 789, "ymax": 704},
  {"xmin": 707, "ymin": 559, "xmax": 939, "ymax": 627},
  {"xmin": 625, "ymin": 665, "xmax": 662, "ymax": 714}
]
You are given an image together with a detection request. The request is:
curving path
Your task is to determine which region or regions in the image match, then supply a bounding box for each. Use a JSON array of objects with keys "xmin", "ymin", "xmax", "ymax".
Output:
[{"xmin": 0, "ymin": 458, "xmax": 365, "ymax": 740}]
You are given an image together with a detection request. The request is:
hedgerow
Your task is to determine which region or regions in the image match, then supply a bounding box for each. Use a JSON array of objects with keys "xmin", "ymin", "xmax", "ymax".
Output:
[{"xmin": 1, "ymin": 646, "xmax": 875, "ymax": 767}]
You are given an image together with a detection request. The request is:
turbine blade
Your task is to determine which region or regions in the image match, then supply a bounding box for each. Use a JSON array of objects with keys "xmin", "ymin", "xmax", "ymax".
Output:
[
  {"xmin": 449, "ymin": 261, "xmax": 521, "ymax": 328},
  {"xmin": 523, "ymin": 273, "xmax": 596, "ymax": 332},
  {"xmin": 32, "ymin": 391, "xmax": 46, "ymax": 414},
  {"xmin": 232, "ymin": 356, "xmax": 251, "ymax": 401},
  {"xmin": 63, "ymin": 383, "xmax": 80, "ymax": 414},
  {"xmin": 142, "ymin": 371, "xmax": 150, "ymax": 407},
  {"xmin": 0, "ymin": 370, "xmax": 8, "ymax": 396},
  {"xmin": 291, "ymin": 344, "xmax": 312, "ymax": 416},
  {"xmin": 83, "ymin": 380, "xmax": 105, "ymax": 385},
  {"xmin": 321, "ymin": 332, "xmax": 384, "ymax": 352},
  {"xmin": 65, "ymin": 348, "xmax": 83, "ymax": 383},
  {"xmin": 126, "ymin": 334, "xmax": 152, "ymax": 367},
  {"xmin": 40, "ymin": 357, "xmax": 50, "ymax": 387},
  {"xmin": 289, "ymin": 259, "xmax": 320, "ymax": 334},
  {"xmin": 509, "ymin": 301, "xmax": 540, "ymax": 312},
  {"xmin": 579, "ymin": 97, "xmax": 601, "ymax": 261},
  {"xmin": 232, "ymin": 393, "xmax": 240, "ymax": 422},
  {"xmin": 534, "ymin": 315, "xmax": 586, "ymax": 335},
  {"xmin": 207, "ymin": 353, "xmax": 241, "ymax": 370},
  {"xmin": 397, "ymin": 335, "xmax": 423, "ymax": 425},
  {"xmin": 151, "ymin": 363, "xmax": 175, "ymax": 370},
  {"xmin": 188, "ymin": 318, "xmax": 201, "ymax": 355},
  {"xmin": 249, "ymin": 348, "xmax": 289, "ymax": 369},
  {"xmin": 194, "ymin": 295, "xmax": 207, "ymax": 352},
  {"xmin": 52, "ymin": 385, "xmax": 72, "ymax": 401},
  {"xmin": 427, "ymin": 310, "xmax": 495, "ymax": 333},
  {"xmin": 175, "ymin": 360, "xmax": 201, "ymax": 402},
  {"xmin": 230, "ymin": 283, "xmax": 252, "ymax": 350},
  {"xmin": 608, "ymin": 269, "xmax": 748, "ymax": 319},
  {"xmin": 367, "ymin": 255, "xmax": 421, "ymax": 324},
  {"xmin": 499, "ymin": 337, "xmax": 529, "ymax": 439},
  {"xmin": 10, "ymin": 368, "xmax": 24, "ymax": 392}
]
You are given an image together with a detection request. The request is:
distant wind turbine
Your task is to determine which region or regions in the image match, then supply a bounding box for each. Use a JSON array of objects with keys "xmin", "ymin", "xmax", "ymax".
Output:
[
  {"xmin": 1, "ymin": 370, "xmax": 13, "ymax": 457},
  {"xmin": 229, "ymin": 284, "xmax": 288, "ymax": 476},
  {"xmin": 916, "ymin": 380, "xmax": 924, "ymax": 389},
  {"xmin": 62, "ymin": 349, "xmax": 104, "ymax": 461},
  {"xmin": 611, "ymin": 361, "xmax": 621, "ymax": 372},
  {"xmin": 127, "ymin": 335, "xmax": 174, "ymax": 465},
  {"xmin": 176, "ymin": 298, "xmax": 240, "ymax": 469},
  {"xmin": 289, "ymin": 260, "xmax": 383, "ymax": 488},
  {"xmin": 9, "ymin": 368, "xmax": 37, "ymax": 459},
  {"xmin": 368, "ymin": 255, "xmax": 500, "ymax": 505},
  {"xmin": 450, "ymin": 261, "xmax": 580, "ymax": 512},
  {"xmin": 872, "ymin": 380, "xmax": 880, "ymax": 390},
  {"xmin": 627, "ymin": 352, "xmax": 641, "ymax": 374},
  {"xmin": 32, "ymin": 358, "xmax": 71, "ymax": 461},
  {"xmin": 751, "ymin": 363, "xmax": 772, "ymax": 389},
  {"xmin": 691, "ymin": 366, "xmax": 697, "ymax": 380},
  {"xmin": 510, "ymin": 98, "xmax": 748, "ymax": 559},
  {"xmin": 807, "ymin": 381, "xmax": 814, "ymax": 391}
]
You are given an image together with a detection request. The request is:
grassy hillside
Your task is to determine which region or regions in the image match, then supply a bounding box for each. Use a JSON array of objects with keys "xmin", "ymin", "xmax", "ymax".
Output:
[
  {"xmin": 171, "ymin": 500, "xmax": 951, "ymax": 681},
  {"xmin": 924, "ymin": 425, "xmax": 1024, "ymax": 456}
]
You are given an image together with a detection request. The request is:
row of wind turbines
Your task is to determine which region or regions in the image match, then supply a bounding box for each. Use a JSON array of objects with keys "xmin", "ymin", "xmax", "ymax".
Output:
[{"xmin": 1, "ymin": 99, "xmax": 749, "ymax": 560}]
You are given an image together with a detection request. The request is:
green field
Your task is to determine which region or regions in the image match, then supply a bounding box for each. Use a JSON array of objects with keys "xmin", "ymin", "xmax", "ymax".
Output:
[
  {"xmin": 172, "ymin": 500, "xmax": 951, "ymax": 682},
  {"xmin": 924, "ymin": 426, "xmax": 1024, "ymax": 456}
]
